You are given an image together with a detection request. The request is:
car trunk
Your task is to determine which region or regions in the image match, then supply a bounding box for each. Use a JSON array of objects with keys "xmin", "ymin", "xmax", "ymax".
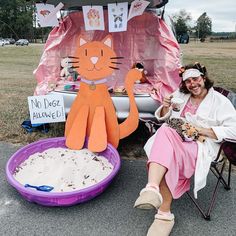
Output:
[{"xmin": 34, "ymin": 9, "xmax": 181, "ymax": 102}]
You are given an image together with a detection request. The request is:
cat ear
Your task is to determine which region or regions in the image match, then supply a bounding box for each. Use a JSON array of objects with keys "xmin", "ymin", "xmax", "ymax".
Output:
[
  {"xmin": 102, "ymin": 35, "xmax": 112, "ymax": 48},
  {"xmin": 79, "ymin": 37, "xmax": 87, "ymax": 46}
]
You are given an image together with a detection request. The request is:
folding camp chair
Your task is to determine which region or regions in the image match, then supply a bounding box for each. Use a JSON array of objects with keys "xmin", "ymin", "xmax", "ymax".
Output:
[
  {"xmin": 186, "ymin": 87, "xmax": 236, "ymax": 220},
  {"xmin": 186, "ymin": 138, "xmax": 236, "ymax": 220}
]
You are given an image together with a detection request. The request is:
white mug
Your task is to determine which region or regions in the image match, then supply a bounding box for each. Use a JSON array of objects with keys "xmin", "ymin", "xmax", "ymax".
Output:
[{"xmin": 171, "ymin": 97, "xmax": 184, "ymax": 112}]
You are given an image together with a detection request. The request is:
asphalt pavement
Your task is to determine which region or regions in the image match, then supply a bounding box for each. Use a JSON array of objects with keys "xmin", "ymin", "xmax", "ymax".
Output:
[{"xmin": 0, "ymin": 141, "xmax": 235, "ymax": 236}]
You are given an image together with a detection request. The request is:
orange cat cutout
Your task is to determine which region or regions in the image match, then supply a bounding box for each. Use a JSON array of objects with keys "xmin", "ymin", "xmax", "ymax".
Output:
[{"xmin": 65, "ymin": 35, "xmax": 143, "ymax": 152}]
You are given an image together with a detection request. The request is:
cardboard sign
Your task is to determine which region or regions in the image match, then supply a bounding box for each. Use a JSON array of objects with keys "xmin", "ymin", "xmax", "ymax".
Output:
[{"xmin": 28, "ymin": 95, "xmax": 65, "ymax": 124}]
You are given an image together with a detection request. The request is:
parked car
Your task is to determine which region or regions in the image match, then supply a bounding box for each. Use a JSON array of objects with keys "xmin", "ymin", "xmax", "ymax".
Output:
[
  {"xmin": 34, "ymin": 0, "xmax": 181, "ymax": 121},
  {"xmin": 0, "ymin": 40, "xmax": 4, "ymax": 46},
  {"xmin": 178, "ymin": 33, "xmax": 189, "ymax": 44},
  {"xmin": 3, "ymin": 39, "xmax": 10, "ymax": 45},
  {"xmin": 15, "ymin": 39, "xmax": 29, "ymax": 46},
  {"xmin": 7, "ymin": 38, "xmax": 16, "ymax": 44}
]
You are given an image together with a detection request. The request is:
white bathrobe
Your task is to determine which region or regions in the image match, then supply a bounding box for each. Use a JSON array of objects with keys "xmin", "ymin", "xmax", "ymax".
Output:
[{"xmin": 144, "ymin": 87, "xmax": 236, "ymax": 198}]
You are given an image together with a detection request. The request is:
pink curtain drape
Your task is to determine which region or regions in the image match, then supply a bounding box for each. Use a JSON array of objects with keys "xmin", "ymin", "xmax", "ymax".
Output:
[{"xmin": 34, "ymin": 11, "xmax": 181, "ymax": 102}]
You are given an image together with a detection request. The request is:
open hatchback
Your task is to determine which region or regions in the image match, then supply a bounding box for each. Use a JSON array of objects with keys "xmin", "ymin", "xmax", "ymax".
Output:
[{"xmin": 34, "ymin": 0, "xmax": 181, "ymax": 120}]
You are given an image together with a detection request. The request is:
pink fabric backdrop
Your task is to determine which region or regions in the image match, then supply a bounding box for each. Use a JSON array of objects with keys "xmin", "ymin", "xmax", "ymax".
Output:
[{"xmin": 34, "ymin": 11, "xmax": 181, "ymax": 101}]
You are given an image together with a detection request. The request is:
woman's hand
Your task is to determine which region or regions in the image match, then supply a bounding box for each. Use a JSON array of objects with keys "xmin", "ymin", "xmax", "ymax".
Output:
[
  {"xmin": 160, "ymin": 95, "xmax": 173, "ymax": 117},
  {"xmin": 163, "ymin": 95, "xmax": 173, "ymax": 108},
  {"xmin": 197, "ymin": 127, "xmax": 218, "ymax": 140}
]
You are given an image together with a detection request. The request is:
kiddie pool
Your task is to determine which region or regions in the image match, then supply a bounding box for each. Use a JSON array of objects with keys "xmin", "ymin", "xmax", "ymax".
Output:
[{"xmin": 5, "ymin": 137, "xmax": 121, "ymax": 206}]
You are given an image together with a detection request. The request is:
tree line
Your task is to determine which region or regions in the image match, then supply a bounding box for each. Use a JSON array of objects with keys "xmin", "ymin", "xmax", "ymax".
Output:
[
  {"xmin": 0, "ymin": 0, "xmax": 50, "ymax": 42},
  {"xmin": 1, "ymin": 1, "xmax": 234, "ymax": 43},
  {"xmin": 172, "ymin": 9, "xmax": 236, "ymax": 43}
]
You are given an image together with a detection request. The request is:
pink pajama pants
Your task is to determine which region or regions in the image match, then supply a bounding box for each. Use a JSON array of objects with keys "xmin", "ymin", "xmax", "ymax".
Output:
[{"xmin": 147, "ymin": 124, "xmax": 198, "ymax": 199}]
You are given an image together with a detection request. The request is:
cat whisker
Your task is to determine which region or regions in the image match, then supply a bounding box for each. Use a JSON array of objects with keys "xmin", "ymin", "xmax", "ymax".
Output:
[
  {"xmin": 68, "ymin": 56, "xmax": 80, "ymax": 59},
  {"xmin": 65, "ymin": 60, "xmax": 79, "ymax": 64},
  {"xmin": 109, "ymin": 66, "xmax": 120, "ymax": 70},
  {"xmin": 110, "ymin": 57, "xmax": 124, "ymax": 59},
  {"xmin": 111, "ymin": 62, "xmax": 122, "ymax": 65}
]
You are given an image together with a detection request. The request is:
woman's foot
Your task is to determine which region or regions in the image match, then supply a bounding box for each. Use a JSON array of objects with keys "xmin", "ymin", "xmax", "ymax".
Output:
[
  {"xmin": 134, "ymin": 184, "xmax": 163, "ymax": 210},
  {"xmin": 147, "ymin": 212, "xmax": 175, "ymax": 236}
]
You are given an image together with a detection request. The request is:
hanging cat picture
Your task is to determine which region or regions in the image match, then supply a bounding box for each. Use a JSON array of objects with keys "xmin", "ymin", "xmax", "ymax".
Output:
[
  {"xmin": 128, "ymin": 0, "xmax": 150, "ymax": 21},
  {"xmin": 82, "ymin": 5, "xmax": 105, "ymax": 31},
  {"xmin": 65, "ymin": 35, "xmax": 143, "ymax": 152},
  {"xmin": 108, "ymin": 2, "xmax": 128, "ymax": 32}
]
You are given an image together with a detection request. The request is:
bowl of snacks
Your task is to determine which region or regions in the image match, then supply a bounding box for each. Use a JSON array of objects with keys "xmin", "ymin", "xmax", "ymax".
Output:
[{"xmin": 6, "ymin": 137, "xmax": 121, "ymax": 206}]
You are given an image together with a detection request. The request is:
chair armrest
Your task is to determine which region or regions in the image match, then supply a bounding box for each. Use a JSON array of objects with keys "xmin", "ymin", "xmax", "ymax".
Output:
[
  {"xmin": 223, "ymin": 138, "xmax": 236, "ymax": 143},
  {"xmin": 213, "ymin": 138, "xmax": 236, "ymax": 163}
]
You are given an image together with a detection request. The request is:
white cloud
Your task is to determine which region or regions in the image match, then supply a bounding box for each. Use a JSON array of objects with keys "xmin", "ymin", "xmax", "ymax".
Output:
[{"xmin": 165, "ymin": 0, "xmax": 236, "ymax": 32}]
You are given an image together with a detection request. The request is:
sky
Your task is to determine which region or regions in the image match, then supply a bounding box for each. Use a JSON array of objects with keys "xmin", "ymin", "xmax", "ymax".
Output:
[{"xmin": 165, "ymin": 0, "xmax": 236, "ymax": 32}]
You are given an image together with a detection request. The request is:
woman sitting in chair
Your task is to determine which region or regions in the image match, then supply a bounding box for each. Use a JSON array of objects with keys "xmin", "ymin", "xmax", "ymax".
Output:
[{"xmin": 134, "ymin": 62, "xmax": 236, "ymax": 236}]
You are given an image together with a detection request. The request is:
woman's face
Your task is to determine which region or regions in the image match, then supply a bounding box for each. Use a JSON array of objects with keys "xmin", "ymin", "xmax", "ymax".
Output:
[{"xmin": 184, "ymin": 76, "xmax": 206, "ymax": 97}]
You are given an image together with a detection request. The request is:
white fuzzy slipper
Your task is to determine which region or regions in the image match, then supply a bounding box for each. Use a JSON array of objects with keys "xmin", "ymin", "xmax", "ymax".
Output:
[
  {"xmin": 134, "ymin": 186, "xmax": 163, "ymax": 210},
  {"xmin": 147, "ymin": 213, "xmax": 175, "ymax": 236}
]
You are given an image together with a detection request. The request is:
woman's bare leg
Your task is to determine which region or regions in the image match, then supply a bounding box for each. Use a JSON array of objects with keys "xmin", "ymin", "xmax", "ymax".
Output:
[
  {"xmin": 159, "ymin": 178, "xmax": 173, "ymax": 212},
  {"xmin": 134, "ymin": 162, "xmax": 166, "ymax": 209},
  {"xmin": 148, "ymin": 162, "xmax": 173, "ymax": 212},
  {"xmin": 134, "ymin": 162, "xmax": 172, "ymax": 210},
  {"xmin": 148, "ymin": 162, "xmax": 167, "ymax": 186}
]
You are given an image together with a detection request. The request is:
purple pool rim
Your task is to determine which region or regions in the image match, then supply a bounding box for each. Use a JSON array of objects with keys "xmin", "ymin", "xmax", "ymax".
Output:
[{"xmin": 5, "ymin": 137, "xmax": 121, "ymax": 206}]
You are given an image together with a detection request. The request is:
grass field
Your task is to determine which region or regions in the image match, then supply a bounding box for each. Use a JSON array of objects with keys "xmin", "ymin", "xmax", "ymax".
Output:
[
  {"xmin": 181, "ymin": 42, "xmax": 236, "ymax": 90},
  {"xmin": 0, "ymin": 44, "xmax": 64, "ymax": 144},
  {"xmin": 0, "ymin": 42, "xmax": 236, "ymax": 156}
]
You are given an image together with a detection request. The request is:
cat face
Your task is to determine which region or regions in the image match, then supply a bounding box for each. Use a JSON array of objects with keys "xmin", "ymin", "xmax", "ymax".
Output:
[{"xmin": 74, "ymin": 35, "xmax": 120, "ymax": 80}]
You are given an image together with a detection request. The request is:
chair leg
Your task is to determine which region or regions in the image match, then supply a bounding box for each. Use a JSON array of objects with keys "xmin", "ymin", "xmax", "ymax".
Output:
[
  {"xmin": 186, "ymin": 192, "xmax": 210, "ymax": 220},
  {"xmin": 211, "ymin": 162, "xmax": 230, "ymax": 190},
  {"xmin": 187, "ymin": 159, "xmax": 230, "ymax": 220},
  {"xmin": 206, "ymin": 161, "xmax": 226, "ymax": 218},
  {"xmin": 227, "ymin": 162, "xmax": 232, "ymax": 189}
]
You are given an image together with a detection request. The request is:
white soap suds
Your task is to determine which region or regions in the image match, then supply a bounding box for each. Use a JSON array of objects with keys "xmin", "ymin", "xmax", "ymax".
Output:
[{"xmin": 14, "ymin": 147, "xmax": 113, "ymax": 192}]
